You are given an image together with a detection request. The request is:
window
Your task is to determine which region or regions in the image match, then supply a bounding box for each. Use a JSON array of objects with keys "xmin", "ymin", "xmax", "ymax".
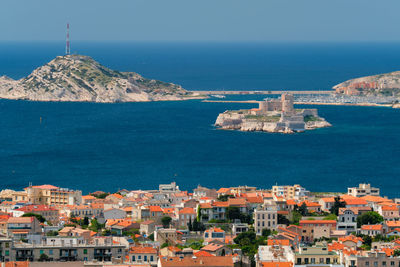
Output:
[
  {"xmin": 391, "ymin": 262, "xmax": 395, "ymax": 266},
  {"xmin": 138, "ymin": 255, "xmax": 142, "ymax": 260},
  {"xmin": 374, "ymin": 262, "xmax": 378, "ymax": 266},
  {"xmin": 366, "ymin": 262, "xmax": 369, "ymax": 266},
  {"xmin": 383, "ymin": 262, "xmax": 387, "ymax": 266},
  {"xmin": 5, "ymin": 250, "xmax": 9, "ymax": 256},
  {"xmin": 144, "ymin": 255, "xmax": 148, "ymax": 261},
  {"xmin": 326, "ymin": 258, "xmax": 330, "ymax": 264},
  {"xmin": 132, "ymin": 256, "xmax": 136, "ymax": 262},
  {"xmin": 49, "ymin": 250, "xmax": 53, "ymax": 255},
  {"xmin": 150, "ymin": 256, "xmax": 154, "ymax": 262},
  {"xmin": 5, "ymin": 243, "xmax": 9, "ymax": 248},
  {"xmin": 84, "ymin": 249, "xmax": 87, "ymax": 255},
  {"xmin": 297, "ymin": 258, "xmax": 302, "ymax": 264},
  {"xmin": 305, "ymin": 258, "xmax": 309, "ymax": 264},
  {"xmin": 40, "ymin": 250, "xmax": 44, "ymax": 255}
]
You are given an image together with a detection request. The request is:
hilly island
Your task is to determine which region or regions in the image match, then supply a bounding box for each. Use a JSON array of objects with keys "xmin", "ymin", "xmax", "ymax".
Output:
[{"xmin": 0, "ymin": 55, "xmax": 204, "ymax": 102}]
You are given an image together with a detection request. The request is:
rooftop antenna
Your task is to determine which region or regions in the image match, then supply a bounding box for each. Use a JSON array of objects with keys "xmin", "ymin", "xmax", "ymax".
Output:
[{"xmin": 66, "ymin": 23, "xmax": 70, "ymax": 55}]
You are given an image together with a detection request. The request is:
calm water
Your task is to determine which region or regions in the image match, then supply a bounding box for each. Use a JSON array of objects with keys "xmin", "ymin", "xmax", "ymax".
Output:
[{"xmin": 0, "ymin": 42, "xmax": 399, "ymax": 196}]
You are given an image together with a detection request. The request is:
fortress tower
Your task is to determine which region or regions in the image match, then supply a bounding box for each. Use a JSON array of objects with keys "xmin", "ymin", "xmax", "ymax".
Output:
[{"xmin": 281, "ymin": 93, "xmax": 294, "ymax": 114}]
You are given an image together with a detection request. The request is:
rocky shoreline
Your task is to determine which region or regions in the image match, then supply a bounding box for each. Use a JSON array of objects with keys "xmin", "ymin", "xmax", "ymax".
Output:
[{"xmin": 0, "ymin": 55, "xmax": 205, "ymax": 103}]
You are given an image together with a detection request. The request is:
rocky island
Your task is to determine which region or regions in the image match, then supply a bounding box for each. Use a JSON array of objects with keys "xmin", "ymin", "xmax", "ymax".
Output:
[
  {"xmin": 0, "ymin": 55, "xmax": 204, "ymax": 102},
  {"xmin": 215, "ymin": 94, "xmax": 331, "ymax": 133}
]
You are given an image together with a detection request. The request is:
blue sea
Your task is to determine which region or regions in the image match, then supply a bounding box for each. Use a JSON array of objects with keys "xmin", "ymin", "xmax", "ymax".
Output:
[{"xmin": 0, "ymin": 42, "xmax": 399, "ymax": 196}]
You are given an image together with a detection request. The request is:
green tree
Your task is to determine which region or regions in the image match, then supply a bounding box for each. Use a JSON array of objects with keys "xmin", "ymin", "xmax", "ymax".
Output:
[
  {"xmin": 262, "ymin": 228, "xmax": 271, "ymax": 237},
  {"xmin": 226, "ymin": 207, "xmax": 241, "ymax": 222},
  {"xmin": 188, "ymin": 217, "xmax": 193, "ymax": 231},
  {"xmin": 161, "ymin": 216, "xmax": 172, "ymax": 228},
  {"xmin": 278, "ymin": 214, "xmax": 290, "ymax": 225},
  {"xmin": 299, "ymin": 202, "xmax": 308, "ymax": 216},
  {"xmin": 39, "ymin": 253, "xmax": 49, "ymax": 261},
  {"xmin": 394, "ymin": 250, "xmax": 400, "ymax": 257},
  {"xmin": 290, "ymin": 211, "xmax": 302, "ymax": 225},
  {"xmin": 83, "ymin": 217, "xmax": 89, "ymax": 227},
  {"xmin": 330, "ymin": 196, "xmax": 346, "ymax": 216},
  {"xmin": 357, "ymin": 211, "xmax": 384, "ymax": 228},
  {"xmin": 161, "ymin": 242, "xmax": 169, "ymax": 249},
  {"xmin": 22, "ymin": 213, "xmax": 46, "ymax": 223},
  {"xmin": 46, "ymin": 230, "xmax": 58, "ymax": 236}
]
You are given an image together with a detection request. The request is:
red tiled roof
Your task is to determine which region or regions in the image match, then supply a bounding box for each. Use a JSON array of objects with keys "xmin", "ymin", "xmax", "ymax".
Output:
[
  {"xmin": 361, "ymin": 224, "xmax": 383, "ymax": 231},
  {"xmin": 130, "ymin": 246, "xmax": 157, "ymax": 254},
  {"xmin": 149, "ymin": 206, "xmax": 163, "ymax": 212},
  {"xmin": 262, "ymin": 262, "xmax": 293, "ymax": 267},
  {"xmin": 179, "ymin": 207, "xmax": 196, "ymax": 214}
]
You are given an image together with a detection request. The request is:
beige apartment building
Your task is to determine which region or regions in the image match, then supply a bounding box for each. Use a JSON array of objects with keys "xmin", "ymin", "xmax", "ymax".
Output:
[
  {"xmin": 254, "ymin": 200, "xmax": 278, "ymax": 235},
  {"xmin": 16, "ymin": 184, "xmax": 82, "ymax": 205},
  {"xmin": 347, "ymin": 184, "xmax": 380, "ymax": 198}
]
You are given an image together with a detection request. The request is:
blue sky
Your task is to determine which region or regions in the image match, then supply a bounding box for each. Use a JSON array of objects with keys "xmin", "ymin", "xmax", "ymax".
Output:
[{"xmin": 1, "ymin": 0, "xmax": 399, "ymax": 42}]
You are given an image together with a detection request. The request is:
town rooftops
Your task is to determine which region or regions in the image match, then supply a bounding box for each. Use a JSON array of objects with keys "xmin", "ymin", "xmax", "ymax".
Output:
[
  {"xmin": 16, "ymin": 205, "xmax": 58, "ymax": 212},
  {"xmin": 217, "ymin": 188, "xmax": 231, "ymax": 194},
  {"xmin": 159, "ymin": 256, "xmax": 234, "ymax": 267},
  {"xmin": 381, "ymin": 204, "xmax": 399, "ymax": 211},
  {"xmin": 386, "ymin": 221, "xmax": 400, "ymax": 228}
]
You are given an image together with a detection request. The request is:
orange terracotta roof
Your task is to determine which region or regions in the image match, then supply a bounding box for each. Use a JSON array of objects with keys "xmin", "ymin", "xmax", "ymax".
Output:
[
  {"xmin": 130, "ymin": 246, "xmax": 157, "ymax": 254},
  {"xmin": 179, "ymin": 207, "xmax": 196, "ymax": 214},
  {"xmin": 5, "ymin": 262, "xmax": 29, "ymax": 267},
  {"xmin": 217, "ymin": 188, "xmax": 231, "ymax": 194},
  {"xmin": 386, "ymin": 221, "xmax": 400, "ymax": 228},
  {"xmin": 381, "ymin": 204, "xmax": 398, "ymax": 211},
  {"xmin": 286, "ymin": 199, "xmax": 297, "ymax": 205},
  {"xmin": 320, "ymin": 197, "xmax": 335, "ymax": 203},
  {"xmin": 168, "ymin": 246, "xmax": 182, "ymax": 253},
  {"xmin": 338, "ymin": 234, "xmax": 363, "ymax": 243},
  {"xmin": 299, "ymin": 200, "xmax": 321, "ymax": 208},
  {"xmin": 159, "ymin": 256, "xmax": 233, "ymax": 267},
  {"xmin": 361, "ymin": 195, "xmax": 391, "ymax": 203},
  {"xmin": 82, "ymin": 195, "xmax": 96, "ymax": 200},
  {"xmin": 109, "ymin": 193, "xmax": 124, "ymax": 199},
  {"xmin": 228, "ymin": 198, "xmax": 247, "ymax": 206},
  {"xmin": 212, "ymin": 201, "xmax": 229, "ymax": 207},
  {"xmin": 361, "ymin": 224, "xmax": 383, "ymax": 231},
  {"xmin": 149, "ymin": 206, "xmax": 163, "ymax": 212},
  {"xmin": 31, "ymin": 184, "xmax": 59, "ymax": 190},
  {"xmin": 344, "ymin": 198, "xmax": 368, "ymax": 206},
  {"xmin": 7, "ymin": 217, "xmax": 33, "ymax": 223},
  {"xmin": 200, "ymin": 203, "xmax": 212, "ymax": 209},
  {"xmin": 262, "ymin": 262, "xmax": 293, "ymax": 267},
  {"xmin": 201, "ymin": 243, "xmax": 224, "ymax": 252},
  {"xmin": 246, "ymin": 196, "xmax": 264, "ymax": 204},
  {"xmin": 194, "ymin": 250, "xmax": 215, "ymax": 257}
]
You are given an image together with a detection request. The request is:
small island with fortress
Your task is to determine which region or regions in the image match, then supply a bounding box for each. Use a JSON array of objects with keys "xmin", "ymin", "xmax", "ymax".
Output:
[{"xmin": 215, "ymin": 93, "xmax": 331, "ymax": 133}]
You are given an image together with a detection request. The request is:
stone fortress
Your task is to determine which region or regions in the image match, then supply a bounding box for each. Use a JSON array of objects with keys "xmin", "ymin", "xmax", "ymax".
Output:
[{"xmin": 215, "ymin": 93, "xmax": 330, "ymax": 133}]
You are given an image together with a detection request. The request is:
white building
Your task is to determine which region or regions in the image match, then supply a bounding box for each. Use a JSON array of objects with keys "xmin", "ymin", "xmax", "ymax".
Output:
[{"xmin": 347, "ymin": 184, "xmax": 380, "ymax": 197}]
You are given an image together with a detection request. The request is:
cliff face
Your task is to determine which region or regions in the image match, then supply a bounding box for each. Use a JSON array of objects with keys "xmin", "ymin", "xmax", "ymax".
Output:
[
  {"xmin": 333, "ymin": 71, "xmax": 400, "ymax": 96},
  {"xmin": 0, "ymin": 55, "xmax": 203, "ymax": 102}
]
